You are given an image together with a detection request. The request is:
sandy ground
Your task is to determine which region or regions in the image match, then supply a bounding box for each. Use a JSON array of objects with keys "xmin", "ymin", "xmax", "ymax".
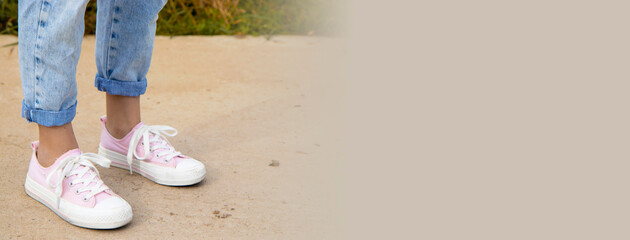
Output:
[{"xmin": 0, "ymin": 35, "xmax": 346, "ymax": 239}]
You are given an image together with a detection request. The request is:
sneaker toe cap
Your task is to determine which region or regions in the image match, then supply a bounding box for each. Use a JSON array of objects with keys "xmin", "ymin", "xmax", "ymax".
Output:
[
  {"xmin": 176, "ymin": 158, "xmax": 205, "ymax": 171},
  {"xmin": 94, "ymin": 197, "xmax": 130, "ymax": 210}
]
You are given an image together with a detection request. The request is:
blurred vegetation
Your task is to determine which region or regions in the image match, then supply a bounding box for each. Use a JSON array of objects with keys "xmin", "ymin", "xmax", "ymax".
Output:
[
  {"xmin": 0, "ymin": 0, "xmax": 340, "ymax": 36},
  {"xmin": 0, "ymin": 0, "xmax": 17, "ymax": 35}
]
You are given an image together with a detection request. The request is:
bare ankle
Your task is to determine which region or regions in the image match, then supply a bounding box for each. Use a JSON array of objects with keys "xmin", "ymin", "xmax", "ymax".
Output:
[
  {"xmin": 36, "ymin": 144, "xmax": 66, "ymax": 168},
  {"xmin": 105, "ymin": 120, "xmax": 138, "ymax": 139},
  {"xmin": 105, "ymin": 94, "xmax": 141, "ymax": 139},
  {"xmin": 37, "ymin": 123, "xmax": 79, "ymax": 167}
]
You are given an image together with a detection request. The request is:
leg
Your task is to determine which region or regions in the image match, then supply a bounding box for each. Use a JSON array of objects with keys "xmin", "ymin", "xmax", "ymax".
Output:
[
  {"xmin": 37, "ymin": 123, "xmax": 78, "ymax": 167},
  {"xmin": 105, "ymin": 94, "xmax": 140, "ymax": 139},
  {"xmin": 19, "ymin": 2, "xmax": 133, "ymax": 227},
  {"xmin": 94, "ymin": 0, "xmax": 167, "ymax": 138},
  {"xmin": 19, "ymin": 0, "xmax": 89, "ymax": 166},
  {"xmin": 94, "ymin": 0, "xmax": 205, "ymax": 185}
]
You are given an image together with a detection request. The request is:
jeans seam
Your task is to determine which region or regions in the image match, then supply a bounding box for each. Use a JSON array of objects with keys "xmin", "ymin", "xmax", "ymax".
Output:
[
  {"xmin": 105, "ymin": 0, "xmax": 118, "ymax": 79},
  {"xmin": 32, "ymin": 0, "xmax": 48, "ymax": 110}
]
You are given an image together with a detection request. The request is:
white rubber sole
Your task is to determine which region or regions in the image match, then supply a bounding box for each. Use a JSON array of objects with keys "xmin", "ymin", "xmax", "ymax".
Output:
[
  {"xmin": 98, "ymin": 145, "xmax": 206, "ymax": 186},
  {"xmin": 24, "ymin": 176, "xmax": 132, "ymax": 229}
]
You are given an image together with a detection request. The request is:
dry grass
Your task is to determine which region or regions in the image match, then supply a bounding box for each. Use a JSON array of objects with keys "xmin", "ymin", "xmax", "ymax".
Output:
[{"xmin": 0, "ymin": 0, "xmax": 339, "ymax": 36}]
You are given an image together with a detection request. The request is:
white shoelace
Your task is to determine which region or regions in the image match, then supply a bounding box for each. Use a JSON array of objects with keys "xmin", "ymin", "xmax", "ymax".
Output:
[
  {"xmin": 45, "ymin": 153, "xmax": 111, "ymax": 209},
  {"xmin": 126, "ymin": 125, "xmax": 182, "ymax": 174}
]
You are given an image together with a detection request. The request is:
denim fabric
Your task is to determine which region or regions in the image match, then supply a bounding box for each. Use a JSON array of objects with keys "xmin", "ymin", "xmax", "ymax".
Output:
[
  {"xmin": 19, "ymin": 0, "xmax": 167, "ymax": 127},
  {"xmin": 19, "ymin": 0, "xmax": 88, "ymax": 126},
  {"xmin": 94, "ymin": 0, "xmax": 166, "ymax": 96}
]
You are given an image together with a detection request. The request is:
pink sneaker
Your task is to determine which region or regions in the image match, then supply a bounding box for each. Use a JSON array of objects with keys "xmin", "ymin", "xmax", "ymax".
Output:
[
  {"xmin": 24, "ymin": 141, "xmax": 132, "ymax": 229},
  {"xmin": 97, "ymin": 116, "xmax": 206, "ymax": 186}
]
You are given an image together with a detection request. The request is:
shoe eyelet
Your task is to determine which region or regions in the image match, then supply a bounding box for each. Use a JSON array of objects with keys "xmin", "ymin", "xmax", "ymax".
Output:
[
  {"xmin": 83, "ymin": 197, "xmax": 89, "ymax": 202},
  {"xmin": 75, "ymin": 189, "xmax": 80, "ymax": 195},
  {"xmin": 165, "ymin": 159, "xmax": 169, "ymax": 163},
  {"xmin": 68, "ymin": 182, "xmax": 74, "ymax": 187}
]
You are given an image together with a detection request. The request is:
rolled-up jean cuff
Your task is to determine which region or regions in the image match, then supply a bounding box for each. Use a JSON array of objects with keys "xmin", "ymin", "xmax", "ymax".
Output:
[
  {"xmin": 21, "ymin": 100, "xmax": 77, "ymax": 127},
  {"xmin": 94, "ymin": 75, "xmax": 147, "ymax": 97}
]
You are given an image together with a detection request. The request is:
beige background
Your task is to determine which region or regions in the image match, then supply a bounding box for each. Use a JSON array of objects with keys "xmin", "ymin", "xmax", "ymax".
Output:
[{"xmin": 342, "ymin": 0, "xmax": 630, "ymax": 239}]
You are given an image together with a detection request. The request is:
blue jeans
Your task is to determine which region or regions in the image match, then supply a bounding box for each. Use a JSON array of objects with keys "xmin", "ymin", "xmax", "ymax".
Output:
[{"xmin": 18, "ymin": 0, "xmax": 167, "ymax": 127}]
